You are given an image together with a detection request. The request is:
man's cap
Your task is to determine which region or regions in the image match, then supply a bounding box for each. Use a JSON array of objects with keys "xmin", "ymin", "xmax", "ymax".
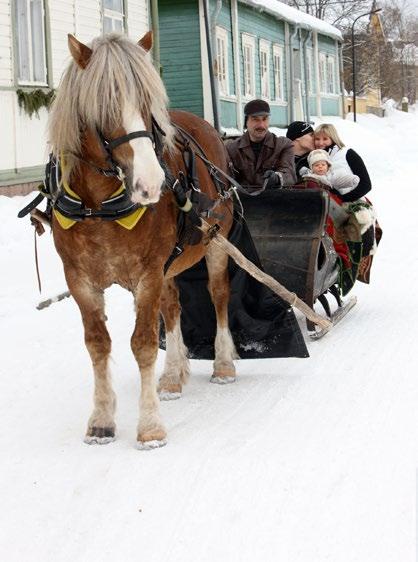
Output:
[
  {"xmin": 244, "ymin": 99, "xmax": 271, "ymax": 117},
  {"xmin": 286, "ymin": 121, "xmax": 314, "ymax": 141}
]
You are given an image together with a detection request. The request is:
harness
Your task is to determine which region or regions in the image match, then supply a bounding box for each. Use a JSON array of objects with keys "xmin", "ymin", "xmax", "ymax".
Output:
[
  {"xmin": 18, "ymin": 116, "xmax": 240, "ymax": 275},
  {"xmin": 18, "ymin": 117, "xmax": 163, "ymax": 229}
]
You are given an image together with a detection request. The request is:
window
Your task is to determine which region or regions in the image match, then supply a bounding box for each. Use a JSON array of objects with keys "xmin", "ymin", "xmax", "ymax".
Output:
[
  {"xmin": 242, "ymin": 34, "xmax": 255, "ymax": 98},
  {"xmin": 216, "ymin": 27, "xmax": 229, "ymax": 96},
  {"xmin": 103, "ymin": 0, "xmax": 125, "ymax": 33},
  {"xmin": 14, "ymin": 0, "xmax": 47, "ymax": 85},
  {"xmin": 319, "ymin": 52, "xmax": 336, "ymax": 94},
  {"xmin": 326, "ymin": 55, "xmax": 336, "ymax": 94},
  {"xmin": 259, "ymin": 40, "xmax": 270, "ymax": 99},
  {"xmin": 273, "ymin": 44, "xmax": 284, "ymax": 101}
]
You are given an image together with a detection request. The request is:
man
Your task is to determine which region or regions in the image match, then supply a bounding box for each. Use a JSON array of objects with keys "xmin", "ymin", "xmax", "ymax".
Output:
[
  {"xmin": 286, "ymin": 121, "xmax": 315, "ymax": 181},
  {"xmin": 227, "ymin": 99, "xmax": 296, "ymax": 190}
]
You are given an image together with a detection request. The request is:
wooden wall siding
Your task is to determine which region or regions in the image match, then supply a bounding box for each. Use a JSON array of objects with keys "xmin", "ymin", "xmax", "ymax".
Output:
[
  {"xmin": 309, "ymin": 96, "xmax": 316, "ymax": 116},
  {"xmin": 75, "ymin": 0, "xmax": 101, "ymax": 44},
  {"xmin": 127, "ymin": 0, "xmax": 149, "ymax": 39},
  {"xmin": 321, "ymin": 97, "xmax": 339, "ymax": 115},
  {"xmin": 220, "ymin": 98, "xmax": 237, "ymax": 128},
  {"xmin": 269, "ymin": 104, "xmax": 288, "ymax": 127},
  {"xmin": 159, "ymin": 0, "xmax": 203, "ymax": 116},
  {"xmin": 0, "ymin": 91, "xmax": 14, "ymax": 164},
  {"xmin": 238, "ymin": 5, "xmax": 286, "ymax": 102},
  {"xmin": 0, "ymin": 0, "xmax": 12, "ymax": 86},
  {"xmin": 317, "ymin": 33, "xmax": 336, "ymax": 54},
  {"xmin": 49, "ymin": 0, "xmax": 76, "ymax": 88}
]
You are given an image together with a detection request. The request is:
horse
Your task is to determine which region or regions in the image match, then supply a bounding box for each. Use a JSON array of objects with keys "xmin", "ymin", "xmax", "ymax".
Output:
[{"xmin": 47, "ymin": 32, "xmax": 236, "ymax": 449}]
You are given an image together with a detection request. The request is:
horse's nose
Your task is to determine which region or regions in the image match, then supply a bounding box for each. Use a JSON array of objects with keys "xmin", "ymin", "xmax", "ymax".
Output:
[{"xmin": 135, "ymin": 180, "xmax": 149, "ymax": 200}]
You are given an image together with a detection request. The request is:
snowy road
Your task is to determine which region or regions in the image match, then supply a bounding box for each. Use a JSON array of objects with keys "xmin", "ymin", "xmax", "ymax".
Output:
[{"xmin": 1, "ymin": 108, "xmax": 417, "ymax": 562}]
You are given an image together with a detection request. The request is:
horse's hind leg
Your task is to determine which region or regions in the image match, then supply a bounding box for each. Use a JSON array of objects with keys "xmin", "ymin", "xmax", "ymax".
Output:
[
  {"xmin": 131, "ymin": 273, "xmax": 167, "ymax": 449},
  {"xmin": 205, "ymin": 244, "xmax": 237, "ymax": 384},
  {"xmin": 68, "ymin": 280, "xmax": 116, "ymax": 444},
  {"xmin": 158, "ymin": 278, "xmax": 190, "ymax": 400}
]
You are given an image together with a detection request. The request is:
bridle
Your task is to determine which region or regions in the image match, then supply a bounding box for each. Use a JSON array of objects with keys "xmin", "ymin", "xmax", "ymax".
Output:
[
  {"xmin": 75, "ymin": 115, "xmax": 166, "ymax": 181},
  {"xmin": 17, "ymin": 115, "xmax": 168, "ymax": 223}
]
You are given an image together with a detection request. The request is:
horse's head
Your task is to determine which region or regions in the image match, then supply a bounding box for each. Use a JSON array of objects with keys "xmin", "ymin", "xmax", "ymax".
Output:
[{"xmin": 49, "ymin": 33, "xmax": 174, "ymax": 206}]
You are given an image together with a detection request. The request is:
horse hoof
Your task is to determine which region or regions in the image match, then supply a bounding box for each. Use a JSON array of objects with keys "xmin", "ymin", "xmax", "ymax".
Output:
[
  {"xmin": 136, "ymin": 439, "xmax": 167, "ymax": 451},
  {"xmin": 210, "ymin": 375, "xmax": 236, "ymax": 385},
  {"xmin": 159, "ymin": 391, "xmax": 182, "ymax": 401},
  {"xmin": 84, "ymin": 435, "xmax": 116, "ymax": 445},
  {"xmin": 84, "ymin": 426, "xmax": 115, "ymax": 445}
]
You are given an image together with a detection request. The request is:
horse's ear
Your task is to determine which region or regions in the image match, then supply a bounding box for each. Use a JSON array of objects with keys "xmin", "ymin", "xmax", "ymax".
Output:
[
  {"xmin": 138, "ymin": 31, "xmax": 153, "ymax": 52},
  {"xmin": 68, "ymin": 34, "xmax": 92, "ymax": 69}
]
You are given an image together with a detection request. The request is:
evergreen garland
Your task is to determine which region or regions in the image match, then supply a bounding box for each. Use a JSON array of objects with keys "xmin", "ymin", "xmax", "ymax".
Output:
[{"xmin": 16, "ymin": 88, "xmax": 55, "ymax": 118}]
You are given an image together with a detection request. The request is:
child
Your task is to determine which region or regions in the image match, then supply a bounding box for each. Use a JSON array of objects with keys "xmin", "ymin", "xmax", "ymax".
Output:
[{"xmin": 300, "ymin": 149, "xmax": 361, "ymax": 196}]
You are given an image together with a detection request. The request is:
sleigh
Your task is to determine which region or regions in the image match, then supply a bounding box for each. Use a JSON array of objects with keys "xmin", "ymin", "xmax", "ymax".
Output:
[{"xmin": 239, "ymin": 187, "xmax": 357, "ymax": 338}]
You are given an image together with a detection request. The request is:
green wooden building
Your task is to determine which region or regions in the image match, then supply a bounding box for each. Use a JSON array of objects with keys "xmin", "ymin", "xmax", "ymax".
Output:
[{"xmin": 156, "ymin": 0, "xmax": 343, "ymax": 133}]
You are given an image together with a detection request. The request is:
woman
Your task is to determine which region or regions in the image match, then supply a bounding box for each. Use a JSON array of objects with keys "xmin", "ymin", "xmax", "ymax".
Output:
[
  {"xmin": 314, "ymin": 123, "xmax": 371, "ymax": 203},
  {"xmin": 314, "ymin": 123, "xmax": 381, "ymax": 283}
]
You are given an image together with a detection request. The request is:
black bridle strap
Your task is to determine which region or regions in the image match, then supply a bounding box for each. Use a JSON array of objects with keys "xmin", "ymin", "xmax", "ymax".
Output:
[{"xmin": 104, "ymin": 130, "xmax": 154, "ymax": 151}]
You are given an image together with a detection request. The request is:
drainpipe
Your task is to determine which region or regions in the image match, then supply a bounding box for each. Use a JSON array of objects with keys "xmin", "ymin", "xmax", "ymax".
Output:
[
  {"xmin": 288, "ymin": 24, "xmax": 300, "ymax": 122},
  {"xmin": 302, "ymin": 29, "xmax": 312, "ymax": 122},
  {"xmin": 202, "ymin": 0, "xmax": 221, "ymax": 131},
  {"xmin": 231, "ymin": 0, "xmax": 243, "ymax": 131},
  {"xmin": 211, "ymin": 1, "xmax": 223, "ymax": 131},
  {"xmin": 313, "ymin": 30, "xmax": 322, "ymax": 118},
  {"xmin": 337, "ymin": 40, "xmax": 345, "ymax": 118},
  {"xmin": 150, "ymin": 0, "xmax": 160, "ymax": 73}
]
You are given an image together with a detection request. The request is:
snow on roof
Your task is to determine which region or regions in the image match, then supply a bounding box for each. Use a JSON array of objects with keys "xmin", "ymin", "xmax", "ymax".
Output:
[{"xmin": 240, "ymin": 0, "xmax": 343, "ymax": 41}]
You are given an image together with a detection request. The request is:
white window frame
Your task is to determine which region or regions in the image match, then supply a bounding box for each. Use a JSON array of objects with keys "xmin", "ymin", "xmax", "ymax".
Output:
[
  {"xmin": 215, "ymin": 26, "xmax": 229, "ymax": 97},
  {"xmin": 319, "ymin": 52, "xmax": 336, "ymax": 95},
  {"xmin": 306, "ymin": 48, "xmax": 314, "ymax": 94},
  {"xmin": 242, "ymin": 33, "xmax": 255, "ymax": 99},
  {"xmin": 103, "ymin": 0, "xmax": 125, "ymax": 34},
  {"xmin": 273, "ymin": 44, "xmax": 284, "ymax": 101},
  {"xmin": 259, "ymin": 39, "xmax": 270, "ymax": 100},
  {"xmin": 326, "ymin": 54, "xmax": 336, "ymax": 94},
  {"xmin": 14, "ymin": 0, "xmax": 48, "ymax": 86}
]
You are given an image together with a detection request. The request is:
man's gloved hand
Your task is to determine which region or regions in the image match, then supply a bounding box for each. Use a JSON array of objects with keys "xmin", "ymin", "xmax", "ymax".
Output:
[{"xmin": 263, "ymin": 170, "xmax": 282, "ymax": 189}]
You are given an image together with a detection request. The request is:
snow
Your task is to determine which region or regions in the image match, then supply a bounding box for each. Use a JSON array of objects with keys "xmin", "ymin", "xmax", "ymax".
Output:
[
  {"xmin": 1, "ymin": 106, "xmax": 418, "ymax": 561},
  {"xmin": 241, "ymin": 0, "xmax": 342, "ymax": 40}
]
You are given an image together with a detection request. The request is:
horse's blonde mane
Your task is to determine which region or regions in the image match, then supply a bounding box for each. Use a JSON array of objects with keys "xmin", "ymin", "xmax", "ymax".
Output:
[{"xmin": 48, "ymin": 33, "xmax": 175, "ymax": 164}]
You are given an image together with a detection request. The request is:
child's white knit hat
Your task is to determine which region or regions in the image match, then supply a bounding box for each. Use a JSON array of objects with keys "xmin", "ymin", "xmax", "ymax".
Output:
[{"xmin": 308, "ymin": 149, "xmax": 332, "ymax": 168}]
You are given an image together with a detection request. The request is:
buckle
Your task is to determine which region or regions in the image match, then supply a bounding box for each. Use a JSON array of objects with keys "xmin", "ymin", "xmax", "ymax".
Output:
[{"xmin": 85, "ymin": 208, "xmax": 93, "ymax": 216}]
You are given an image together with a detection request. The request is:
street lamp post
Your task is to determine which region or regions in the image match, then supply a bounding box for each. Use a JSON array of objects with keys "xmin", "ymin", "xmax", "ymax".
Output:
[{"xmin": 351, "ymin": 8, "xmax": 382, "ymax": 122}]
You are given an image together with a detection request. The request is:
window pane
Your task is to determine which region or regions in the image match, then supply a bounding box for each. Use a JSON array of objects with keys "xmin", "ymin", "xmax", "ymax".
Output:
[
  {"xmin": 103, "ymin": 17, "xmax": 113, "ymax": 33},
  {"xmin": 15, "ymin": 0, "xmax": 30, "ymax": 81},
  {"xmin": 103, "ymin": 0, "xmax": 123, "ymax": 11},
  {"xmin": 30, "ymin": 0, "xmax": 46, "ymax": 82},
  {"xmin": 274, "ymin": 52, "xmax": 281, "ymax": 99},
  {"xmin": 113, "ymin": 18, "xmax": 123, "ymax": 32}
]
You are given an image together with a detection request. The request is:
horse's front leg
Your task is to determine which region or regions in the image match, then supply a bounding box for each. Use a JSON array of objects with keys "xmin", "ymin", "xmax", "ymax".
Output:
[
  {"xmin": 158, "ymin": 278, "xmax": 190, "ymax": 400},
  {"xmin": 132, "ymin": 272, "xmax": 167, "ymax": 449},
  {"xmin": 205, "ymin": 244, "xmax": 238, "ymax": 384},
  {"xmin": 68, "ymin": 278, "xmax": 116, "ymax": 444}
]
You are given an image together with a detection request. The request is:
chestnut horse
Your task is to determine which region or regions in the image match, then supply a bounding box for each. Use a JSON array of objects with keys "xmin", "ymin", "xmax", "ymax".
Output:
[{"xmin": 48, "ymin": 32, "xmax": 235, "ymax": 449}]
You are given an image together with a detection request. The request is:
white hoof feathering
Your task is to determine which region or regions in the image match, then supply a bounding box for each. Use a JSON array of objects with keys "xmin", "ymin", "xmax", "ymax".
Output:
[
  {"xmin": 159, "ymin": 391, "xmax": 182, "ymax": 401},
  {"xmin": 136, "ymin": 439, "xmax": 167, "ymax": 451},
  {"xmin": 84, "ymin": 435, "xmax": 116, "ymax": 445},
  {"xmin": 210, "ymin": 375, "xmax": 236, "ymax": 385}
]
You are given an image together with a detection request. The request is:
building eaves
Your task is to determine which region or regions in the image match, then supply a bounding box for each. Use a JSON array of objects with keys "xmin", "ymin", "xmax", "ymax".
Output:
[{"xmin": 239, "ymin": 0, "xmax": 343, "ymax": 41}]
